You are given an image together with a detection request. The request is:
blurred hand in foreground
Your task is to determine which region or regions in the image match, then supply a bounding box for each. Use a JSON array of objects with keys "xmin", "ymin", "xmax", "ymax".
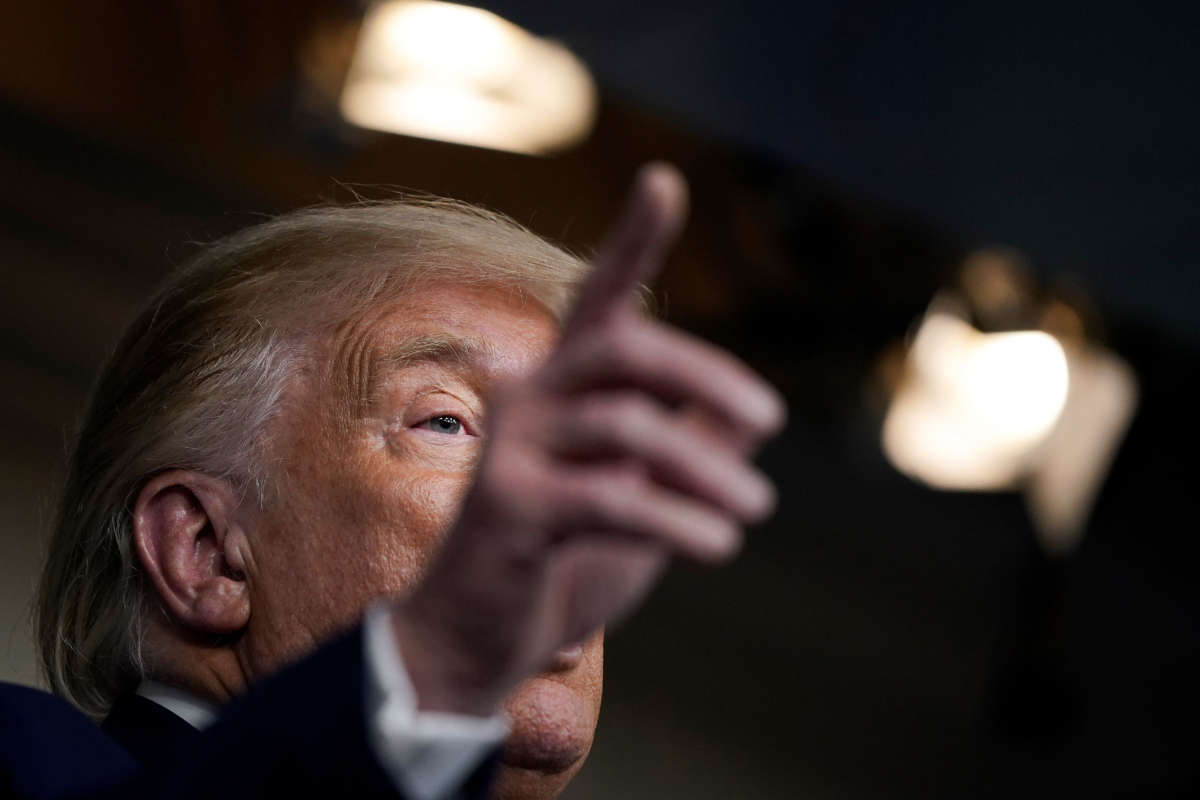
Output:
[{"xmin": 393, "ymin": 163, "xmax": 786, "ymax": 716}]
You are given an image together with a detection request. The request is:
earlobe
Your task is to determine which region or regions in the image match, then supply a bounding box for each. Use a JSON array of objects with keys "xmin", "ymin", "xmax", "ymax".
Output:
[{"xmin": 133, "ymin": 470, "xmax": 251, "ymax": 635}]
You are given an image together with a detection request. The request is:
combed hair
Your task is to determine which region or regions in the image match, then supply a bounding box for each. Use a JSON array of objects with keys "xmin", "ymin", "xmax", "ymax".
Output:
[{"xmin": 36, "ymin": 197, "xmax": 589, "ymax": 718}]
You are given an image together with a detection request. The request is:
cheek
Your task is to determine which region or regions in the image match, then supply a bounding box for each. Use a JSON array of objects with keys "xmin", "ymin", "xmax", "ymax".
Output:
[
  {"xmin": 577, "ymin": 631, "xmax": 605, "ymax": 716},
  {"xmin": 243, "ymin": 462, "xmax": 476, "ymax": 677},
  {"xmin": 347, "ymin": 466, "xmax": 475, "ymax": 596},
  {"xmin": 258, "ymin": 459, "xmax": 469, "ymax": 605}
]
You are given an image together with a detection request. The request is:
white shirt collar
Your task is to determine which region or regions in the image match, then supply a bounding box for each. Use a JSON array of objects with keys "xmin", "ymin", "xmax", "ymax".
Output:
[{"xmin": 135, "ymin": 679, "xmax": 219, "ymax": 730}]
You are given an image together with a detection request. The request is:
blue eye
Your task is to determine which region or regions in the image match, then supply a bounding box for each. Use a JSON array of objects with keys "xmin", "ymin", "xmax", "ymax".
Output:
[{"xmin": 425, "ymin": 415, "xmax": 464, "ymax": 435}]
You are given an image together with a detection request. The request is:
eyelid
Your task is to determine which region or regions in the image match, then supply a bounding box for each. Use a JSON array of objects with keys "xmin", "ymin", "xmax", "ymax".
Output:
[
  {"xmin": 408, "ymin": 404, "xmax": 480, "ymax": 437},
  {"xmin": 416, "ymin": 412, "xmax": 476, "ymax": 436},
  {"xmin": 412, "ymin": 386, "xmax": 481, "ymax": 418},
  {"xmin": 377, "ymin": 383, "xmax": 483, "ymax": 438}
]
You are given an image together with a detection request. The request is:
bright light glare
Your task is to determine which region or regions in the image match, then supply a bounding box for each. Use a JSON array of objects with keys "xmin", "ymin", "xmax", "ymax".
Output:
[
  {"xmin": 373, "ymin": 1, "xmax": 520, "ymax": 87},
  {"xmin": 883, "ymin": 312, "xmax": 1070, "ymax": 491},
  {"xmin": 341, "ymin": 1, "xmax": 597, "ymax": 154}
]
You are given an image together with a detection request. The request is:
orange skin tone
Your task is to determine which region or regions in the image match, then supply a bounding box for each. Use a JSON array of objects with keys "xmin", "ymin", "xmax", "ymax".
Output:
[{"xmin": 134, "ymin": 165, "xmax": 783, "ymax": 799}]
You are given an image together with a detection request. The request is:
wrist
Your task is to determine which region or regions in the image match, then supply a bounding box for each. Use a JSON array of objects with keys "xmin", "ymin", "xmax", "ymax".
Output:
[{"xmin": 389, "ymin": 598, "xmax": 508, "ymax": 718}]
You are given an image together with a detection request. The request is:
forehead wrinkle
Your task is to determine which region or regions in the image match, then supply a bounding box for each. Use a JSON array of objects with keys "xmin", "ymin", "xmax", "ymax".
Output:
[
  {"xmin": 365, "ymin": 333, "xmax": 502, "ymax": 410},
  {"xmin": 327, "ymin": 309, "xmax": 384, "ymax": 424}
]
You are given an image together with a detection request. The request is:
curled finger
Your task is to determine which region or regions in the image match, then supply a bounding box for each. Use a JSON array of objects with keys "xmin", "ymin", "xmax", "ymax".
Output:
[
  {"xmin": 541, "ymin": 319, "xmax": 786, "ymax": 446},
  {"xmin": 546, "ymin": 464, "xmax": 744, "ymax": 563},
  {"xmin": 545, "ymin": 392, "xmax": 776, "ymax": 522}
]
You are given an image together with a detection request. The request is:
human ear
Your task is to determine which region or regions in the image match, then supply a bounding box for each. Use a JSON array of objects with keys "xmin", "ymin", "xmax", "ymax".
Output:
[{"xmin": 132, "ymin": 470, "xmax": 251, "ymax": 635}]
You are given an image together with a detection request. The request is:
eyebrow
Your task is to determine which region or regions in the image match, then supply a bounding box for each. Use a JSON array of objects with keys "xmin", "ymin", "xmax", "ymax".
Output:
[{"xmin": 364, "ymin": 333, "xmax": 502, "ymax": 406}]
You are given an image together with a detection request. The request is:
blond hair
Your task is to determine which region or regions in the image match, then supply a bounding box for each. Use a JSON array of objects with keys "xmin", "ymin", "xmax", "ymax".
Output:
[{"xmin": 36, "ymin": 197, "xmax": 588, "ymax": 718}]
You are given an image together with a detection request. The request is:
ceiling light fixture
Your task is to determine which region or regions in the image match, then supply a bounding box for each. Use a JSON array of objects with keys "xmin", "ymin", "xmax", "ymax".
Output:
[
  {"xmin": 880, "ymin": 251, "xmax": 1138, "ymax": 555},
  {"xmin": 340, "ymin": 1, "xmax": 597, "ymax": 155}
]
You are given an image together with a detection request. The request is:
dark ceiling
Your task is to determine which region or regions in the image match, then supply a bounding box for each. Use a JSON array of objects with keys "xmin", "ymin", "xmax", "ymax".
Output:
[
  {"xmin": 488, "ymin": 0, "xmax": 1200, "ymax": 343},
  {"xmin": 4, "ymin": 0, "xmax": 1195, "ymax": 346}
]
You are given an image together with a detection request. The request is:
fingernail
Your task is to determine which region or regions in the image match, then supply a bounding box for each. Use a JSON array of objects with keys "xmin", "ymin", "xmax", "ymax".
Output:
[
  {"xmin": 736, "ymin": 470, "xmax": 776, "ymax": 521},
  {"xmin": 711, "ymin": 523, "xmax": 743, "ymax": 562},
  {"xmin": 747, "ymin": 385, "xmax": 787, "ymax": 433},
  {"xmin": 751, "ymin": 475, "xmax": 777, "ymax": 519},
  {"xmin": 637, "ymin": 162, "xmax": 688, "ymax": 232}
]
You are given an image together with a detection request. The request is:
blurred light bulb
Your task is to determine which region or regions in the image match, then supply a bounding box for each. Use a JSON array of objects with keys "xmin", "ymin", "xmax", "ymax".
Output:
[
  {"xmin": 341, "ymin": 1, "xmax": 597, "ymax": 154},
  {"xmin": 883, "ymin": 312, "xmax": 1070, "ymax": 491},
  {"xmin": 374, "ymin": 1, "xmax": 519, "ymax": 87}
]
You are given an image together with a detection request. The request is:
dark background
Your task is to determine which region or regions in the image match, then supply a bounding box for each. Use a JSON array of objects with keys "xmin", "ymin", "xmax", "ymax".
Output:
[{"xmin": 1, "ymin": 2, "xmax": 1197, "ymax": 797}]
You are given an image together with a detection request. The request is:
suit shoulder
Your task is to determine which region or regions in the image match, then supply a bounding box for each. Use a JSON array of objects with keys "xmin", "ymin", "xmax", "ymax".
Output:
[{"xmin": 1, "ymin": 682, "xmax": 136, "ymax": 799}]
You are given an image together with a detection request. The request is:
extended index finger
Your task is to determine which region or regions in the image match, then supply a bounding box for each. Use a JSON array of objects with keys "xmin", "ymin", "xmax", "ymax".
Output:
[{"xmin": 562, "ymin": 162, "xmax": 688, "ymax": 338}]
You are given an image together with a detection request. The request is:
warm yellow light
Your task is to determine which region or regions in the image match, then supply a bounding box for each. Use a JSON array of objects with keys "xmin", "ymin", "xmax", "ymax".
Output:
[
  {"xmin": 341, "ymin": 1, "xmax": 597, "ymax": 154},
  {"xmin": 882, "ymin": 311, "xmax": 1070, "ymax": 491},
  {"xmin": 373, "ymin": 1, "xmax": 521, "ymax": 86}
]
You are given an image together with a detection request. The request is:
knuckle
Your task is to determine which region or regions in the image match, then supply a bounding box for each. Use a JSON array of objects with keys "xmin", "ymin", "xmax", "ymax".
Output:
[
  {"xmin": 579, "ymin": 393, "xmax": 656, "ymax": 443},
  {"xmin": 484, "ymin": 383, "xmax": 527, "ymax": 427},
  {"xmin": 548, "ymin": 471, "xmax": 595, "ymax": 519},
  {"xmin": 571, "ymin": 465, "xmax": 644, "ymax": 518},
  {"xmin": 603, "ymin": 321, "xmax": 643, "ymax": 368},
  {"xmin": 575, "ymin": 328, "xmax": 612, "ymax": 365},
  {"xmin": 610, "ymin": 393, "xmax": 656, "ymax": 423},
  {"xmin": 573, "ymin": 395, "xmax": 613, "ymax": 429},
  {"xmin": 475, "ymin": 452, "xmax": 546, "ymax": 510}
]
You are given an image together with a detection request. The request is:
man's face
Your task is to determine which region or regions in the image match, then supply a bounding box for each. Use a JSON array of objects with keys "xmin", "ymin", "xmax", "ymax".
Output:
[{"xmin": 239, "ymin": 283, "xmax": 602, "ymax": 797}]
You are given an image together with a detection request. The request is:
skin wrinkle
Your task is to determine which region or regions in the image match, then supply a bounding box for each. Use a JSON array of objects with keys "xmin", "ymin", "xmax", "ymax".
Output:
[
  {"xmin": 332, "ymin": 306, "xmax": 383, "ymax": 427},
  {"xmin": 123, "ymin": 281, "xmax": 600, "ymax": 800},
  {"xmin": 230, "ymin": 284, "xmax": 600, "ymax": 797},
  {"xmin": 38, "ymin": 200, "xmax": 593, "ymax": 722},
  {"xmin": 329, "ymin": 276, "xmax": 509, "ymax": 423},
  {"xmin": 368, "ymin": 335, "xmax": 502, "ymax": 418}
]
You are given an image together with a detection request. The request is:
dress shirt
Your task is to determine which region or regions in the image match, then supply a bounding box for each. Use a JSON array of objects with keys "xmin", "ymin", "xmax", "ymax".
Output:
[{"xmin": 136, "ymin": 603, "xmax": 507, "ymax": 800}]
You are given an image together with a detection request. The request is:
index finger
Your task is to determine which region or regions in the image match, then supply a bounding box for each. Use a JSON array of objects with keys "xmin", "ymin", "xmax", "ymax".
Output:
[{"xmin": 562, "ymin": 162, "xmax": 689, "ymax": 338}]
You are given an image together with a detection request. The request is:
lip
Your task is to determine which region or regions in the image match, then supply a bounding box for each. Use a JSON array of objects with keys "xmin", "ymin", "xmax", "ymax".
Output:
[{"xmin": 549, "ymin": 643, "xmax": 584, "ymax": 672}]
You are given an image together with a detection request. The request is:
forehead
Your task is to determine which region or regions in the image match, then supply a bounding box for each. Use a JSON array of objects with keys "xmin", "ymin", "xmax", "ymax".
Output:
[{"xmin": 333, "ymin": 282, "xmax": 560, "ymax": 406}]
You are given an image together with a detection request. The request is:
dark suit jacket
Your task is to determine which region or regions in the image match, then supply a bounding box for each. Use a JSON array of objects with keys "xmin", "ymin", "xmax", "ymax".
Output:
[{"xmin": 1, "ymin": 627, "xmax": 497, "ymax": 800}]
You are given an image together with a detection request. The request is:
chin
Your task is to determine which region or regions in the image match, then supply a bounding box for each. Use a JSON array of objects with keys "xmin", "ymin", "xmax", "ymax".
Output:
[
  {"xmin": 490, "ymin": 671, "xmax": 599, "ymax": 799},
  {"xmin": 489, "ymin": 760, "xmax": 588, "ymax": 800}
]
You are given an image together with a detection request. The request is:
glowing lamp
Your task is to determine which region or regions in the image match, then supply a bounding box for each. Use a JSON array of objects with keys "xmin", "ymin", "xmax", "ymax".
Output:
[
  {"xmin": 340, "ymin": 1, "xmax": 597, "ymax": 154},
  {"xmin": 882, "ymin": 311, "xmax": 1070, "ymax": 492}
]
